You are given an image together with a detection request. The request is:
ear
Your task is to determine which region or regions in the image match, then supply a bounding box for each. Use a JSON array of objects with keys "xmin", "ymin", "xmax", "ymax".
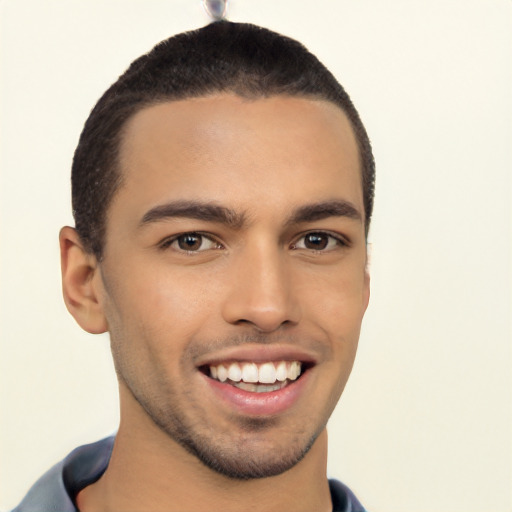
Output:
[
  {"xmin": 363, "ymin": 268, "xmax": 371, "ymax": 313},
  {"xmin": 59, "ymin": 226, "xmax": 108, "ymax": 334},
  {"xmin": 362, "ymin": 243, "xmax": 371, "ymax": 312}
]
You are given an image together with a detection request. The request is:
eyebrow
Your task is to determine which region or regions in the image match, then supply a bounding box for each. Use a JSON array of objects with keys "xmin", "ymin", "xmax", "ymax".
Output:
[
  {"xmin": 139, "ymin": 198, "xmax": 362, "ymax": 230},
  {"xmin": 287, "ymin": 200, "xmax": 362, "ymax": 225},
  {"xmin": 140, "ymin": 200, "xmax": 246, "ymax": 229}
]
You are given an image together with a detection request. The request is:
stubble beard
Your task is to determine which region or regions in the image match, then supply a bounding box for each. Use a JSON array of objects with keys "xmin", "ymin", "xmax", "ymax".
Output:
[
  {"xmin": 109, "ymin": 329, "xmax": 336, "ymax": 481},
  {"xmin": 128, "ymin": 380, "xmax": 323, "ymax": 480}
]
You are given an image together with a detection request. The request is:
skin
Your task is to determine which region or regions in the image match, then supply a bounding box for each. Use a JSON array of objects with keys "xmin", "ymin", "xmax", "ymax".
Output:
[{"xmin": 60, "ymin": 94, "xmax": 370, "ymax": 512}]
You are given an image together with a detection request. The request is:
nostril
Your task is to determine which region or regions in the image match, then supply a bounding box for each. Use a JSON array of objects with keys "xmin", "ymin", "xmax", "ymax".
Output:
[{"xmin": 232, "ymin": 317, "xmax": 297, "ymax": 334}]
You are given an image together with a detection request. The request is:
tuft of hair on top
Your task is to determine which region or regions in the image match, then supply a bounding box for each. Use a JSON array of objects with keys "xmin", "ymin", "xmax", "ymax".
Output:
[{"xmin": 71, "ymin": 21, "xmax": 375, "ymax": 259}]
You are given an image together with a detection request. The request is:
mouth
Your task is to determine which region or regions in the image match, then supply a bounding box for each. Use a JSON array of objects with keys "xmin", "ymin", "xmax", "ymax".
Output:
[
  {"xmin": 204, "ymin": 360, "xmax": 304, "ymax": 393},
  {"xmin": 196, "ymin": 346, "xmax": 317, "ymax": 416}
]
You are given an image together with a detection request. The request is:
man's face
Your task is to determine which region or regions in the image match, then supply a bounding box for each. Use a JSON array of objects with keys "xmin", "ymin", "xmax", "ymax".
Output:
[{"xmin": 97, "ymin": 94, "xmax": 369, "ymax": 479}]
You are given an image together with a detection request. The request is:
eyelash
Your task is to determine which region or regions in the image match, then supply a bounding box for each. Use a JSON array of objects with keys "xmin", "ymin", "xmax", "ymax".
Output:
[
  {"xmin": 159, "ymin": 232, "xmax": 222, "ymax": 253},
  {"xmin": 159, "ymin": 231, "xmax": 349, "ymax": 254},
  {"xmin": 290, "ymin": 231, "xmax": 349, "ymax": 252}
]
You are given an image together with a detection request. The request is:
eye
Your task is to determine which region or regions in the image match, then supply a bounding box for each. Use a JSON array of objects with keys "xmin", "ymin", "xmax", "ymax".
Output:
[
  {"xmin": 291, "ymin": 232, "xmax": 346, "ymax": 251},
  {"xmin": 161, "ymin": 232, "xmax": 222, "ymax": 252}
]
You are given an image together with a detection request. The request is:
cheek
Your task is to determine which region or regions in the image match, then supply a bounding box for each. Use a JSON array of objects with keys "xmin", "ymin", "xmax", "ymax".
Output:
[
  {"xmin": 297, "ymin": 267, "xmax": 368, "ymax": 327},
  {"xmin": 111, "ymin": 266, "xmax": 220, "ymax": 342}
]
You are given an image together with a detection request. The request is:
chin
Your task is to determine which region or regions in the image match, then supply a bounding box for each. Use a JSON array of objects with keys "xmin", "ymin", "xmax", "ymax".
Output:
[{"xmin": 184, "ymin": 431, "xmax": 319, "ymax": 480}]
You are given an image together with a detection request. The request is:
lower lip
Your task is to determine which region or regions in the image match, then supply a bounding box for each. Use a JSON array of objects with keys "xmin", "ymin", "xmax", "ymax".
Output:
[{"xmin": 201, "ymin": 371, "xmax": 310, "ymax": 416}]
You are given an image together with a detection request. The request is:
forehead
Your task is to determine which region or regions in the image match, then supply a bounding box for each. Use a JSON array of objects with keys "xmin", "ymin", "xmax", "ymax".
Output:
[{"xmin": 114, "ymin": 94, "xmax": 362, "ymax": 221}]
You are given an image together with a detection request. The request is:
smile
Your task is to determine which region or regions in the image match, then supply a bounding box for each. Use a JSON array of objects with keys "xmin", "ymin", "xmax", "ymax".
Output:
[{"xmin": 208, "ymin": 361, "xmax": 302, "ymax": 393}]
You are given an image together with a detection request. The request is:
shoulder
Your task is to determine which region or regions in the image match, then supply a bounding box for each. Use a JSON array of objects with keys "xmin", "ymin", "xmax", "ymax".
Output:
[
  {"xmin": 11, "ymin": 436, "xmax": 114, "ymax": 512},
  {"xmin": 329, "ymin": 479, "xmax": 368, "ymax": 512}
]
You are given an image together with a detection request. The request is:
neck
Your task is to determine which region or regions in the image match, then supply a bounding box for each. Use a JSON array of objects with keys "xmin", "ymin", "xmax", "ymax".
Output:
[{"xmin": 77, "ymin": 394, "xmax": 332, "ymax": 512}]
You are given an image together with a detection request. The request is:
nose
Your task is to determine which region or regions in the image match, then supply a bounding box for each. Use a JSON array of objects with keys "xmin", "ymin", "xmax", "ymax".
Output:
[{"xmin": 221, "ymin": 242, "xmax": 301, "ymax": 333}]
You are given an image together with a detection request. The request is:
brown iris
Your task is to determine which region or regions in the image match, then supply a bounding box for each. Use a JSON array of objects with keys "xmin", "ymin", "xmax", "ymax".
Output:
[
  {"xmin": 303, "ymin": 233, "xmax": 330, "ymax": 250},
  {"xmin": 177, "ymin": 234, "xmax": 203, "ymax": 251}
]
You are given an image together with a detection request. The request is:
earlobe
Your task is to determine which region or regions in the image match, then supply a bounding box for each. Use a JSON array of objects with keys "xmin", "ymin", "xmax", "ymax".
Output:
[{"xmin": 59, "ymin": 226, "xmax": 108, "ymax": 334}]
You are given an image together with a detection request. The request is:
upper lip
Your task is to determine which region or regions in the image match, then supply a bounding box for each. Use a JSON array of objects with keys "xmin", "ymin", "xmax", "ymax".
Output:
[{"xmin": 195, "ymin": 344, "xmax": 318, "ymax": 367}]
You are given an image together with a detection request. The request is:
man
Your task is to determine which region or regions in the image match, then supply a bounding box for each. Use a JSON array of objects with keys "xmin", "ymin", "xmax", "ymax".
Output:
[{"xmin": 13, "ymin": 21, "xmax": 374, "ymax": 512}]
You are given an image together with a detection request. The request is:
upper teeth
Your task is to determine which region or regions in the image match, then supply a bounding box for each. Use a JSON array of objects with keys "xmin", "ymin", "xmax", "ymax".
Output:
[{"xmin": 210, "ymin": 361, "xmax": 302, "ymax": 384}]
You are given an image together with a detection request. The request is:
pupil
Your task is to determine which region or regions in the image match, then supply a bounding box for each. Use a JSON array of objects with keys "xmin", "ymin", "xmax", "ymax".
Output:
[
  {"xmin": 305, "ymin": 233, "xmax": 328, "ymax": 250},
  {"xmin": 178, "ymin": 234, "xmax": 201, "ymax": 251}
]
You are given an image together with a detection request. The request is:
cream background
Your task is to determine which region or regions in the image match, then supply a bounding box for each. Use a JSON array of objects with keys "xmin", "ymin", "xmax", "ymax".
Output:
[{"xmin": 0, "ymin": 1, "xmax": 510, "ymax": 510}]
